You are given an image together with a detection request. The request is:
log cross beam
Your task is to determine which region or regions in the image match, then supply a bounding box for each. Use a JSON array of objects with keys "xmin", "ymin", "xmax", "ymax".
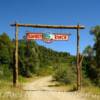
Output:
[{"xmin": 11, "ymin": 23, "xmax": 85, "ymax": 29}]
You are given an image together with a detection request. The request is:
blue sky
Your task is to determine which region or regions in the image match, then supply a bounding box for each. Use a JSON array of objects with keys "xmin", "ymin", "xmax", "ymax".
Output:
[{"xmin": 0, "ymin": 0, "xmax": 100, "ymax": 55}]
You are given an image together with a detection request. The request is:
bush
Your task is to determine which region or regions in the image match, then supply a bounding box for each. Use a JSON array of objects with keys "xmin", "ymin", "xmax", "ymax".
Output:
[
  {"xmin": 53, "ymin": 63, "xmax": 76, "ymax": 84},
  {"xmin": 82, "ymin": 77, "xmax": 93, "ymax": 86},
  {"xmin": 0, "ymin": 64, "xmax": 12, "ymax": 81}
]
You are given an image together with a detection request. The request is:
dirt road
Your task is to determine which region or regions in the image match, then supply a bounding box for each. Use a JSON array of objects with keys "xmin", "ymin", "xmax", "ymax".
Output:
[{"xmin": 23, "ymin": 76, "xmax": 86, "ymax": 100}]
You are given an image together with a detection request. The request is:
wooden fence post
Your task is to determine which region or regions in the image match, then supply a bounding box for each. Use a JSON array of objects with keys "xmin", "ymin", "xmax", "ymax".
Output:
[
  {"xmin": 13, "ymin": 23, "xmax": 19, "ymax": 87},
  {"xmin": 76, "ymin": 24, "xmax": 81, "ymax": 90}
]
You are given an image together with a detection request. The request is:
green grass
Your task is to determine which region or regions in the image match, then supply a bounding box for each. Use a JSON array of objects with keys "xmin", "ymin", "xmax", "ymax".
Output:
[
  {"xmin": 81, "ymin": 86, "xmax": 100, "ymax": 100},
  {"xmin": 82, "ymin": 86, "xmax": 100, "ymax": 95},
  {"xmin": 0, "ymin": 80, "xmax": 24, "ymax": 100},
  {"xmin": 49, "ymin": 80, "xmax": 100, "ymax": 100}
]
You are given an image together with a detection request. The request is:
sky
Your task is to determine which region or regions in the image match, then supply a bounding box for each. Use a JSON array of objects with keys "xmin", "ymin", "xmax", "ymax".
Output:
[{"xmin": 0, "ymin": 0, "xmax": 100, "ymax": 55}]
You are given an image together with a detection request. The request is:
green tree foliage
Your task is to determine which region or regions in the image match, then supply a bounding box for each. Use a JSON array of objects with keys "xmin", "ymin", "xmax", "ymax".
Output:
[
  {"xmin": 90, "ymin": 26, "xmax": 100, "ymax": 86},
  {"xmin": 0, "ymin": 33, "xmax": 13, "ymax": 65},
  {"xmin": 0, "ymin": 33, "xmax": 13, "ymax": 80},
  {"xmin": 38, "ymin": 45, "xmax": 70, "ymax": 67},
  {"xmin": 82, "ymin": 46, "xmax": 97, "ymax": 82},
  {"xmin": 82, "ymin": 26, "xmax": 100, "ymax": 87},
  {"xmin": 18, "ymin": 40, "xmax": 40, "ymax": 77}
]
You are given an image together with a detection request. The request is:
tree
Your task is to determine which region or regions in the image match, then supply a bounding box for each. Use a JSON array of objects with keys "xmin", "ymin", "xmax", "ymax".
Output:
[
  {"xmin": 90, "ymin": 26, "xmax": 100, "ymax": 86},
  {"xmin": 0, "ymin": 33, "xmax": 13, "ymax": 65},
  {"xmin": 0, "ymin": 33, "xmax": 13, "ymax": 80},
  {"xmin": 18, "ymin": 39, "xmax": 40, "ymax": 77},
  {"xmin": 82, "ymin": 45, "xmax": 97, "ymax": 81},
  {"xmin": 83, "ymin": 45, "xmax": 93, "ymax": 57}
]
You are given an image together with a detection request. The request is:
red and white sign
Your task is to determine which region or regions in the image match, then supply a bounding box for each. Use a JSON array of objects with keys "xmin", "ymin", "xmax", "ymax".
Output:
[
  {"xmin": 54, "ymin": 34, "xmax": 69, "ymax": 40},
  {"xmin": 26, "ymin": 32, "xmax": 42, "ymax": 40},
  {"xmin": 26, "ymin": 32, "xmax": 69, "ymax": 42}
]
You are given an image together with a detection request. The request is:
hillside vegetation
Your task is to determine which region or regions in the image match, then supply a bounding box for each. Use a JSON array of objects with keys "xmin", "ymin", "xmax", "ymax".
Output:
[
  {"xmin": 0, "ymin": 30, "xmax": 100, "ymax": 87},
  {"xmin": 0, "ymin": 32, "xmax": 72, "ymax": 78}
]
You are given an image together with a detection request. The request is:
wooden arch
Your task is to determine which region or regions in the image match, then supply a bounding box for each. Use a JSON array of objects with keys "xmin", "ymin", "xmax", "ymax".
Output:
[{"xmin": 11, "ymin": 23, "xmax": 85, "ymax": 90}]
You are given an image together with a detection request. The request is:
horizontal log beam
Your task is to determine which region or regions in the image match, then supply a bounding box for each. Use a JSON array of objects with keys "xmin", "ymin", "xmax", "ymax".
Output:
[{"xmin": 11, "ymin": 23, "xmax": 85, "ymax": 29}]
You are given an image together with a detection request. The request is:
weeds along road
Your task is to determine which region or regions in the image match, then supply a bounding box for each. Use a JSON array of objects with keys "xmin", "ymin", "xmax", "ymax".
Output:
[{"xmin": 23, "ymin": 76, "xmax": 86, "ymax": 100}]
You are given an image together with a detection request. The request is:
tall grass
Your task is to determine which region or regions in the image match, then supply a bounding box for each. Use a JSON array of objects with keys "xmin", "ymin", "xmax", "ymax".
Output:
[{"xmin": 0, "ymin": 79, "xmax": 24, "ymax": 100}]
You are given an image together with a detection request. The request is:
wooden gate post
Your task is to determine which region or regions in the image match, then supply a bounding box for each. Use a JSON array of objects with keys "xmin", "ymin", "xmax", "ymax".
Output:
[
  {"xmin": 76, "ymin": 24, "xmax": 81, "ymax": 90},
  {"xmin": 13, "ymin": 23, "xmax": 19, "ymax": 87},
  {"xmin": 79, "ymin": 53, "xmax": 84, "ymax": 90}
]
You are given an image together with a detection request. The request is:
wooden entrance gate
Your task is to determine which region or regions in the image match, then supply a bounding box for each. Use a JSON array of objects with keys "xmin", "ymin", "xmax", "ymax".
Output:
[{"xmin": 11, "ymin": 23, "xmax": 85, "ymax": 90}]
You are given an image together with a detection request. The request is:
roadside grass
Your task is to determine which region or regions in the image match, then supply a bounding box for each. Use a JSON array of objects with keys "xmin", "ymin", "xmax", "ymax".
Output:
[
  {"xmin": 82, "ymin": 86, "xmax": 100, "ymax": 95},
  {"xmin": 0, "ymin": 75, "xmax": 39, "ymax": 100},
  {"xmin": 0, "ymin": 79, "xmax": 24, "ymax": 100},
  {"xmin": 51, "ymin": 83, "xmax": 100, "ymax": 100},
  {"xmin": 49, "ymin": 83, "xmax": 77, "ymax": 92},
  {"xmin": 81, "ymin": 86, "xmax": 100, "ymax": 100}
]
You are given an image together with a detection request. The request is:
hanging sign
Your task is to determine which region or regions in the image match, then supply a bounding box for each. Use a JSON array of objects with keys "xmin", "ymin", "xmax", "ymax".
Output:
[
  {"xmin": 26, "ymin": 32, "xmax": 42, "ymax": 40},
  {"xmin": 54, "ymin": 34, "xmax": 69, "ymax": 40},
  {"xmin": 26, "ymin": 32, "xmax": 69, "ymax": 43}
]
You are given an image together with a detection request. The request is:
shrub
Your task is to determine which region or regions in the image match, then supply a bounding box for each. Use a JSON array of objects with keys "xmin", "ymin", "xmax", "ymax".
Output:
[{"xmin": 53, "ymin": 63, "xmax": 76, "ymax": 84}]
